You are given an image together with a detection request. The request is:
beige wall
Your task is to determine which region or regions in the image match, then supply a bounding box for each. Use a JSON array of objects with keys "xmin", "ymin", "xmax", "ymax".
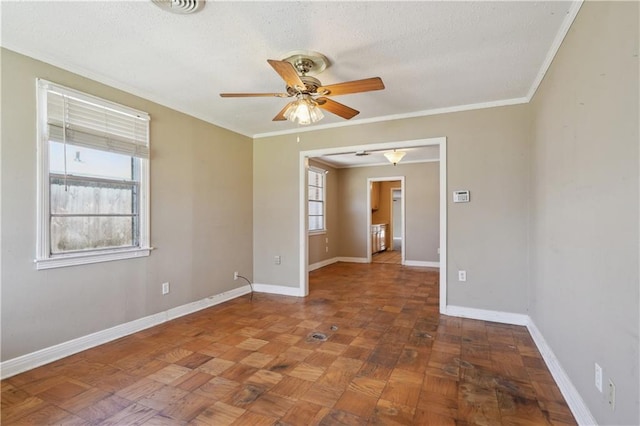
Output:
[
  {"xmin": 529, "ymin": 2, "xmax": 639, "ymax": 424},
  {"xmin": 254, "ymin": 105, "xmax": 530, "ymax": 314},
  {"xmin": 0, "ymin": 49, "xmax": 254, "ymax": 361},
  {"xmin": 337, "ymin": 163, "xmax": 439, "ymax": 263},
  {"xmin": 309, "ymin": 161, "xmax": 439, "ymax": 264}
]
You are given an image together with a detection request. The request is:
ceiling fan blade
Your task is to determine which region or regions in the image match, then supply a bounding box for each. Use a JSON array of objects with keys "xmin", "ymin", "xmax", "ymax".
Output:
[
  {"xmin": 316, "ymin": 97, "xmax": 359, "ymax": 120},
  {"xmin": 267, "ymin": 59, "xmax": 305, "ymax": 90},
  {"xmin": 272, "ymin": 102, "xmax": 291, "ymax": 121},
  {"xmin": 220, "ymin": 92, "xmax": 289, "ymax": 98},
  {"xmin": 317, "ymin": 77, "xmax": 385, "ymax": 96}
]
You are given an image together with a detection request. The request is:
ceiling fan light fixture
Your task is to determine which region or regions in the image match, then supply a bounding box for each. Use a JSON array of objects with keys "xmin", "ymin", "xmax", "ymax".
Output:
[
  {"xmin": 384, "ymin": 150, "xmax": 406, "ymax": 166},
  {"xmin": 284, "ymin": 96, "xmax": 324, "ymax": 125}
]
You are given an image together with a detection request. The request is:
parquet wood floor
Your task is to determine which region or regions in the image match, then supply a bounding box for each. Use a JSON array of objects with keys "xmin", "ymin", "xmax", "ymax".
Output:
[
  {"xmin": 1, "ymin": 262, "xmax": 576, "ymax": 425},
  {"xmin": 371, "ymin": 251, "xmax": 401, "ymax": 265}
]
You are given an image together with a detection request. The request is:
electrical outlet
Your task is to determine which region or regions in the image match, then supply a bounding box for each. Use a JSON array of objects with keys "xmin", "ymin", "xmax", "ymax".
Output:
[
  {"xmin": 162, "ymin": 282, "xmax": 170, "ymax": 295},
  {"xmin": 595, "ymin": 363, "xmax": 603, "ymax": 392},
  {"xmin": 458, "ymin": 270, "xmax": 467, "ymax": 282},
  {"xmin": 608, "ymin": 379, "xmax": 615, "ymax": 411},
  {"xmin": 325, "ymin": 246, "xmax": 329, "ymax": 253},
  {"xmin": 274, "ymin": 255, "xmax": 281, "ymax": 265},
  {"xmin": 234, "ymin": 271, "xmax": 239, "ymax": 281}
]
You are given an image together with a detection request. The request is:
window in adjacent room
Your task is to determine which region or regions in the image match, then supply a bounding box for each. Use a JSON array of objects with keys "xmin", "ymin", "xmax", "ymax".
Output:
[
  {"xmin": 308, "ymin": 167, "xmax": 326, "ymax": 233},
  {"xmin": 35, "ymin": 79, "xmax": 151, "ymax": 269}
]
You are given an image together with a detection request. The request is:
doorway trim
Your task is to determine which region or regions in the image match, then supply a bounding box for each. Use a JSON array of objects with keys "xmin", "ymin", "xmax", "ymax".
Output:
[
  {"xmin": 299, "ymin": 137, "xmax": 448, "ymax": 314},
  {"xmin": 389, "ymin": 187, "xmax": 403, "ymax": 259},
  {"xmin": 367, "ymin": 177, "xmax": 405, "ymax": 264}
]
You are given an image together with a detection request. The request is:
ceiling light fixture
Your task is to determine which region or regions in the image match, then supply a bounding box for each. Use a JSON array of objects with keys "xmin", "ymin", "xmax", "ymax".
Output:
[
  {"xmin": 384, "ymin": 150, "xmax": 406, "ymax": 166},
  {"xmin": 283, "ymin": 95, "xmax": 324, "ymax": 125}
]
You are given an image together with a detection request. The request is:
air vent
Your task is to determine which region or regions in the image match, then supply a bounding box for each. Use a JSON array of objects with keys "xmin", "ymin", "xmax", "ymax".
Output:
[
  {"xmin": 307, "ymin": 332, "xmax": 328, "ymax": 342},
  {"xmin": 355, "ymin": 151, "xmax": 369, "ymax": 156},
  {"xmin": 152, "ymin": 0, "xmax": 205, "ymax": 14}
]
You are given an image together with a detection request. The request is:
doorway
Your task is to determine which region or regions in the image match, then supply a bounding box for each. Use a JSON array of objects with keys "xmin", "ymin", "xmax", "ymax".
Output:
[
  {"xmin": 369, "ymin": 178, "xmax": 403, "ymax": 265},
  {"xmin": 299, "ymin": 137, "xmax": 448, "ymax": 314},
  {"xmin": 392, "ymin": 188, "xmax": 402, "ymax": 251}
]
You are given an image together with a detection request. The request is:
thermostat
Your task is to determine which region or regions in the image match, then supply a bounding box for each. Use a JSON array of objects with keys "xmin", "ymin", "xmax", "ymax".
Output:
[{"xmin": 453, "ymin": 190, "xmax": 470, "ymax": 203}]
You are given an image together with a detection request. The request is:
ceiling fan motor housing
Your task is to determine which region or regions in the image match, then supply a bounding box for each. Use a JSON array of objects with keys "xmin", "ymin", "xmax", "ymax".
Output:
[
  {"xmin": 282, "ymin": 51, "xmax": 329, "ymax": 76},
  {"xmin": 286, "ymin": 75, "xmax": 322, "ymax": 96},
  {"xmin": 294, "ymin": 58, "xmax": 315, "ymax": 74}
]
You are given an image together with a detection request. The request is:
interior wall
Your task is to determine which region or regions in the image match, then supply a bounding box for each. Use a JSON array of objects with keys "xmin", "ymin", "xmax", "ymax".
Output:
[
  {"xmin": 0, "ymin": 49, "xmax": 254, "ymax": 361},
  {"xmin": 307, "ymin": 159, "xmax": 338, "ymax": 266},
  {"xmin": 529, "ymin": 2, "xmax": 639, "ymax": 424},
  {"xmin": 254, "ymin": 104, "xmax": 530, "ymax": 314},
  {"xmin": 338, "ymin": 164, "xmax": 438, "ymax": 263}
]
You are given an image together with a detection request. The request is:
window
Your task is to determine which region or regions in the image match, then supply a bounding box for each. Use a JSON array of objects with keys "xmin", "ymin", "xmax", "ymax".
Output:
[
  {"xmin": 308, "ymin": 167, "xmax": 326, "ymax": 233},
  {"xmin": 35, "ymin": 79, "xmax": 151, "ymax": 269}
]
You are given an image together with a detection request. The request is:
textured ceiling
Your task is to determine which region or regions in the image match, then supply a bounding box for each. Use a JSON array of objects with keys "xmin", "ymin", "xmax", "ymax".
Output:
[{"xmin": 1, "ymin": 1, "xmax": 580, "ymax": 138}]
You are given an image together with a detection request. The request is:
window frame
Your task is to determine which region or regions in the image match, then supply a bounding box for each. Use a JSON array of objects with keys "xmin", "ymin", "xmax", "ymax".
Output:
[
  {"xmin": 308, "ymin": 166, "xmax": 327, "ymax": 235},
  {"xmin": 35, "ymin": 79, "xmax": 151, "ymax": 270}
]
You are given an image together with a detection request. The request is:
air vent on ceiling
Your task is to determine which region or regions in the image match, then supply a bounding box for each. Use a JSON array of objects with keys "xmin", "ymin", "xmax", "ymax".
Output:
[{"xmin": 152, "ymin": 0, "xmax": 205, "ymax": 14}]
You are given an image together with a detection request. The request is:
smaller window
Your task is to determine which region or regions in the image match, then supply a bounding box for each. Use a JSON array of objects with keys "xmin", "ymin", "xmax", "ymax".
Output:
[{"xmin": 308, "ymin": 167, "xmax": 326, "ymax": 233}]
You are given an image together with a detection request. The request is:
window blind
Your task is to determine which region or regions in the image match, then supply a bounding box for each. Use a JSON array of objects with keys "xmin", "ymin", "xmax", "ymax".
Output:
[{"xmin": 42, "ymin": 80, "xmax": 150, "ymax": 159}]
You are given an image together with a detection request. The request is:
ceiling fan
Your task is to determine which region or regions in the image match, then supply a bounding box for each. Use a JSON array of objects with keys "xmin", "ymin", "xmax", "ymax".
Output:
[{"xmin": 220, "ymin": 51, "xmax": 385, "ymax": 125}]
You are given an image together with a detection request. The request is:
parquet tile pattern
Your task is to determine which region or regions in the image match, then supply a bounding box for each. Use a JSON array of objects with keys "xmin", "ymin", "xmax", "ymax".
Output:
[
  {"xmin": 371, "ymin": 251, "xmax": 402, "ymax": 265},
  {"xmin": 1, "ymin": 262, "xmax": 576, "ymax": 425}
]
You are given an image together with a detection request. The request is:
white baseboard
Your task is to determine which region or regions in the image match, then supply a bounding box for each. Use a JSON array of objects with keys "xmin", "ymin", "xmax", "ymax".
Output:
[
  {"xmin": 309, "ymin": 257, "xmax": 338, "ymax": 272},
  {"xmin": 404, "ymin": 260, "xmax": 440, "ymax": 268},
  {"xmin": 444, "ymin": 305, "xmax": 596, "ymax": 425},
  {"xmin": 336, "ymin": 257, "xmax": 369, "ymax": 263},
  {"xmin": 526, "ymin": 319, "xmax": 597, "ymax": 426},
  {"xmin": 251, "ymin": 283, "xmax": 305, "ymax": 297},
  {"xmin": 165, "ymin": 286, "xmax": 251, "ymax": 320},
  {"xmin": 444, "ymin": 305, "xmax": 529, "ymax": 326},
  {"xmin": 0, "ymin": 285, "xmax": 251, "ymax": 379}
]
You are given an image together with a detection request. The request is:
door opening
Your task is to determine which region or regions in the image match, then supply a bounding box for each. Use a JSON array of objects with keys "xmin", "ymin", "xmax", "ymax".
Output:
[
  {"xmin": 369, "ymin": 178, "xmax": 403, "ymax": 265},
  {"xmin": 299, "ymin": 137, "xmax": 448, "ymax": 314},
  {"xmin": 392, "ymin": 188, "xmax": 402, "ymax": 251}
]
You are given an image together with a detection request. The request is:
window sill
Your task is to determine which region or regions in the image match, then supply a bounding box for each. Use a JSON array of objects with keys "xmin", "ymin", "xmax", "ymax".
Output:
[
  {"xmin": 35, "ymin": 247, "xmax": 152, "ymax": 270},
  {"xmin": 308, "ymin": 230, "xmax": 327, "ymax": 236}
]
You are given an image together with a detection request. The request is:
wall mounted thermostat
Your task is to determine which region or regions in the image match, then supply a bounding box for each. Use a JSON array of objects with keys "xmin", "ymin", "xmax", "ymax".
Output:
[{"xmin": 453, "ymin": 190, "xmax": 470, "ymax": 203}]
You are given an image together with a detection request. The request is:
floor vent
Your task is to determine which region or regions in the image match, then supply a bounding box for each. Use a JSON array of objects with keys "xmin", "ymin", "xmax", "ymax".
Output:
[{"xmin": 307, "ymin": 332, "xmax": 328, "ymax": 342}]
